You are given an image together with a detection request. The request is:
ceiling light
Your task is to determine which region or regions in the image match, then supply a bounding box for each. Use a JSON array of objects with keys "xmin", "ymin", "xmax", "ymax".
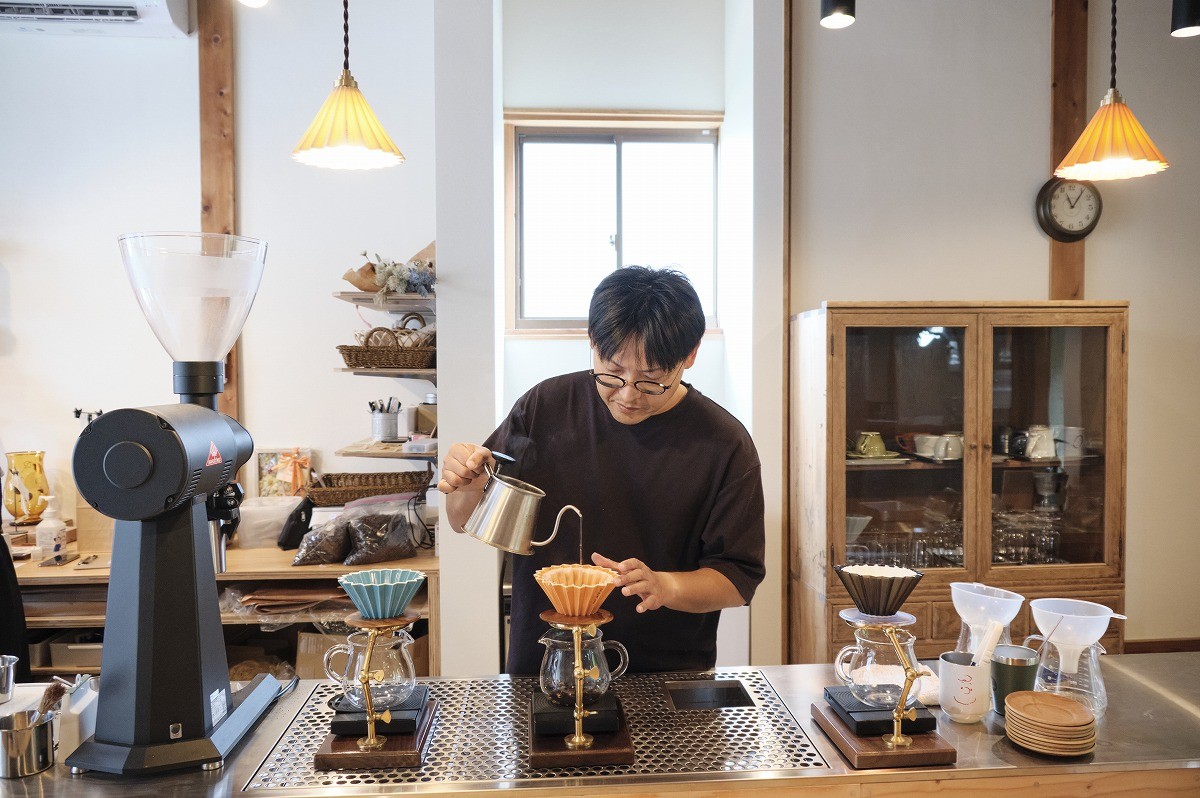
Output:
[
  {"xmin": 1172, "ymin": 0, "xmax": 1200, "ymax": 36},
  {"xmin": 820, "ymin": 0, "xmax": 855, "ymax": 29},
  {"xmin": 1055, "ymin": 0, "xmax": 1169, "ymax": 180},
  {"xmin": 292, "ymin": 0, "xmax": 405, "ymax": 170}
]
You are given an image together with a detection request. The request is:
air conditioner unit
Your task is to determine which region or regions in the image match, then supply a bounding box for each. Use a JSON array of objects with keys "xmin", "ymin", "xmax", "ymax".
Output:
[{"xmin": 0, "ymin": 1, "xmax": 192, "ymax": 38}]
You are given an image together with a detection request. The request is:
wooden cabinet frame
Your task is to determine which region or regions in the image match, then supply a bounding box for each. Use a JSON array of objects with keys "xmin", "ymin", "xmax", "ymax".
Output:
[{"xmin": 789, "ymin": 301, "xmax": 1128, "ymax": 664}]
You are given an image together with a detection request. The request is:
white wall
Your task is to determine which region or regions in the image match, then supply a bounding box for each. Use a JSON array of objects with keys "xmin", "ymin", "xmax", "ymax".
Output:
[
  {"xmin": 792, "ymin": 0, "xmax": 1200, "ymax": 641},
  {"xmin": 433, "ymin": 0, "xmax": 506, "ymax": 678},
  {"xmin": 503, "ymin": 0, "xmax": 725, "ymax": 111},
  {"xmin": 0, "ymin": 1, "xmax": 437, "ymax": 519}
]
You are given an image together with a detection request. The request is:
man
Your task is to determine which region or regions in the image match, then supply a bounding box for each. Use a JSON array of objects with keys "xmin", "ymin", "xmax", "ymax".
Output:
[{"xmin": 439, "ymin": 266, "xmax": 765, "ymax": 673}]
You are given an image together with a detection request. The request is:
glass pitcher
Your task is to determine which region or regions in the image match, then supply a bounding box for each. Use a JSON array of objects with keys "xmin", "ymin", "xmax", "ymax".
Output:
[
  {"xmin": 323, "ymin": 629, "xmax": 416, "ymax": 710},
  {"xmin": 539, "ymin": 627, "xmax": 628, "ymax": 707},
  {"xmin": 834, "ymin": 626, "xmax": 930, "ymax": 708}
]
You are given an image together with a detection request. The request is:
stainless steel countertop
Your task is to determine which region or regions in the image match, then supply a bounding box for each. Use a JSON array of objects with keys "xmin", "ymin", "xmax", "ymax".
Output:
[{"xmin": 2, "ymin": 653, "xmax": 1198, "ymax": 797}]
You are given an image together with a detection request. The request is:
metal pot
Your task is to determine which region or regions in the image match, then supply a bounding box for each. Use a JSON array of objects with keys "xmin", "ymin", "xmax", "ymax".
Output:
[
  {"xmin": 463, "ymin": 458, "xmax": 581, "ymax": 555},
  {"xmin": 0, "ymin": 710, "xmax": 54, "ymax": 779}
]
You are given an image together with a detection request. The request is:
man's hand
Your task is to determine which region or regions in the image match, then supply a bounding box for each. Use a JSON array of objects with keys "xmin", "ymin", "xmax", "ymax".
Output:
[
  {"xmin": 592, "ymin": 552, "xmax": 747, "ymax": 614},
  {"xmin": 437, "ymin": 443, "xmax": 492, "ymax": 494},
  {"xmin": 591, "ymin": 552, "xmax": 676, "ymax": 613}
]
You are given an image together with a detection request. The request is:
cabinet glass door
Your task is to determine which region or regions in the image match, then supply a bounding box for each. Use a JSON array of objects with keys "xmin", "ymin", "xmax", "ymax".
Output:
[
  {"xmin": 842, "ymin": 324, "xmax": 970, "ymax": 571},
  {"xmin": 989, "ymin": 325, "xmax": 1108, "ymax": 566}
]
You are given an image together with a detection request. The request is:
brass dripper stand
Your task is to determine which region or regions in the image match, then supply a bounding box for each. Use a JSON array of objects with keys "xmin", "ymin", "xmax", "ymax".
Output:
[
  {"xmin": 345, "ymin": 611, "xmax": 421, "ymax": 752},
  {"xmin": 538, "ymin": 608, "xmax": 613, "ymax": 751},
  {"xmin": 838, "ymin": 608, "xmax": 921, "ymax": 749}
]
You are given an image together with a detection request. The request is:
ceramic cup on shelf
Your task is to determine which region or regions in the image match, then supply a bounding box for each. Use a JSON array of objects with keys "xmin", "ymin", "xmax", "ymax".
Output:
[
  {"xmin": 914, "ymin": 434, "xmax": 939, "ymax": 457},
  {"xmin": 934, "ymin": 433, "xmax": 964, "ymax": 460},
  {"xmin": 854, "ymin": 431, "xmax": 887, "ymax": 457}
]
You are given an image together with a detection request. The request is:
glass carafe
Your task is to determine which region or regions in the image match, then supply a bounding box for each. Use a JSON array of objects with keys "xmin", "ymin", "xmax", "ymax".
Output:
[
  {"xmin": 539, "ymin": 627, "xmax": 629, "ymax": 707},
  {"xmin": 834, "ymin": 626, "xmax": 929, "ymax": 708},
  {"xmin": 322, "ymin": 629, "xmax": 416, "ymax": 710},
  {"xmin": 1025, "ymin": 636, "xmax": 1108, "ymax": 719}
]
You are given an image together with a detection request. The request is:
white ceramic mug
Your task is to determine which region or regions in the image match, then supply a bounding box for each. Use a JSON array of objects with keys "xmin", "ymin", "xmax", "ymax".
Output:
[
  {"xmin": 1053, "ymin": 425, "xmax": 1086, "ymax": 458},
  {"xmin": 938, "ymin": 651, "xmax": 991, "ymax": 723},
  {"xmin": 1025, "ymin": 425, "xmax": 1056, "ymax": 459},
  {"xmin": 934, "ymin": 433, "xmax": 964, "ymax": 460},
  {"xmin": 914, "ymin": 434, "xmax": 939, "ymax": 457}
]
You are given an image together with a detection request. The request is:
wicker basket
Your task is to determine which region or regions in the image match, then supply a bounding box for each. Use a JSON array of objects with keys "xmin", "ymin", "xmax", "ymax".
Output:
[
  {"xmin": 305, "ymin": 469, "xmax": 434, "ymax": 507},
  {"xmin": 338, "ymin": 326, "xmax": 436, "ymax": 370}
]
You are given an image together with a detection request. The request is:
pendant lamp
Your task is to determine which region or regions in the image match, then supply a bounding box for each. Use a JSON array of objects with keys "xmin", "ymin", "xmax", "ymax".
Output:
[
  {"xmin": 1055, "ymin": 0, "xmax": 1168, "ymax": 180},
  {"xmin": 1172, "ymin": 0, "xmax": 1200, "ymax": 37},
  {"xmin": 293, "ymin": 0, "xmax": 405, "ymax": 170},
  {"xmin": 820, "ymin": 0, "xmax": 855, "ymax": 29}
]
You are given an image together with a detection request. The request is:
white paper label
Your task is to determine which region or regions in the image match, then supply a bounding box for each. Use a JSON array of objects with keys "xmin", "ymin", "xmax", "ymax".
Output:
[{"xmin": 211, "ymin": 688, "xmax": 228, "ymax": 725}]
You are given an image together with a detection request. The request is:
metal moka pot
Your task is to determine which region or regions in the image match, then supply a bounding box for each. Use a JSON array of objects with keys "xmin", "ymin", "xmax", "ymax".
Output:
[{"xmin": 463, "ymin": 453, "xmax": 581, "ymax": 555}]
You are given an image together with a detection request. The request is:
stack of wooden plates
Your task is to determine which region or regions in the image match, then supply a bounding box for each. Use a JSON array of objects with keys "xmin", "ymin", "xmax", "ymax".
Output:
[{"xmin": 1004, "ymin": 691, "xmax": 1096, "ymax": 756}]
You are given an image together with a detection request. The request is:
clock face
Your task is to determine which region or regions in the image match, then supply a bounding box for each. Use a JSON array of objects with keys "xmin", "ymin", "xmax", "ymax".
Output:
[{"xmin": 1036, "ymin": 178, "xmax": 1102, "ymax": 242}]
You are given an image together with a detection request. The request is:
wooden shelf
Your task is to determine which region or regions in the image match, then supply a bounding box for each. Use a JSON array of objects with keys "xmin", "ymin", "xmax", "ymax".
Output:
[
  {"xmin": 844, "ymin": 455, "xmax": 1105, "ymax": 472},
  {"xmin": 16, "ymin": 546, "xmax": 440, "ymax": 586},
  {"xmin": 335, "ymin": 439, "xmax": 438, "ymax": 461},
  {"xmin": 31, "ymin": 665, "xmax": 100, "ymax": 676},
  {"xmin": 333, "ymin": 291, "xmax": 435, "ymax": 313},
  {"xmin": 23, "ymin": 598, "xmax": 431, "ymax": 629},
  {"xmin": 336, "ymin": 367, "xmax": 437, "ymax": 382}
]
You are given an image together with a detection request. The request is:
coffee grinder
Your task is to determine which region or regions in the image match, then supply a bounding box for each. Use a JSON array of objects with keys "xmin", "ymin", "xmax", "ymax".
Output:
[{"xmin": 66, "ymin": 233, "xmax": 279, "ymax": 775}]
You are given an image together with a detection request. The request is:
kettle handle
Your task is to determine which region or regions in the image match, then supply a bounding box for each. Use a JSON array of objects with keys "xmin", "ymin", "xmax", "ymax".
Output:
[{"xmin": 531, "ymin": 504, "xmax": 583, "ymax": 548}]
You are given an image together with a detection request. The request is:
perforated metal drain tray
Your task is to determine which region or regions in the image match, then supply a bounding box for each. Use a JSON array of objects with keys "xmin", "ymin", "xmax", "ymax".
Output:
[{"xmin": 247, "ymin": 670, "xmax": 826, "ymax": 791}]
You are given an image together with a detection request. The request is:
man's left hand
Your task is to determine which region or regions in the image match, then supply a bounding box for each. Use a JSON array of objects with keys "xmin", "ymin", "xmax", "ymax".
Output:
[{"xmin": 591, "ymin": 552, "xmax": 676, "ymax": 613}]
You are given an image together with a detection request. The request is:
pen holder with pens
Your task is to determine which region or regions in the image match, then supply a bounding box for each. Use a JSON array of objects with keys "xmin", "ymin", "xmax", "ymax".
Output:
[{"xmin": 371, "ymin": 407, "xmax": 415, "ymax": 443}]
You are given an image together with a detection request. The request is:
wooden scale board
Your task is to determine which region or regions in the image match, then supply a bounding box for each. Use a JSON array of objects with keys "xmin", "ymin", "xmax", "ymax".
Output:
[
  {"xmin": 314, "ymin": 697, "xmax": 438, "ymax": 769},
  {"xmin": 811, "ymin": 703, "xmax": 956, "ymax": 769},
  {"xmin": 528, "ymin": 695, "xmax": 635, "ymax": 768}
]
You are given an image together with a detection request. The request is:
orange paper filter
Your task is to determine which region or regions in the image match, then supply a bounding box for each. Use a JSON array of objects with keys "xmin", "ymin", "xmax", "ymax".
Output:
[{"xmin": 535, "ymin": 564, "xmax": 618, "ymax": 617}]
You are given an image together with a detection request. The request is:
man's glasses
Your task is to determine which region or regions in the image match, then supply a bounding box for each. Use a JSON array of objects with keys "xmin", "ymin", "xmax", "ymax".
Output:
[{"xmin": 589, "ymin": 369, "xmax": 676, "ymax": 396}]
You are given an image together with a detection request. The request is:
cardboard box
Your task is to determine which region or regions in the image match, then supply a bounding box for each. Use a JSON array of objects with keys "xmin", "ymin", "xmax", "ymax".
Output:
[
  {"xmin": 76, "ymin": 496, "xmax": 114, "ymax": 553},
  {"xmin": 295, "ymin": 630, "xmax": 430, "ymax": 679},
  {"xmin": 295, "ymin": 631, "xmax": 341, "ymax": 680},
  {"xmin": 415, "ymin": 403, "xmax": 438, "ymax": 435},
  {"xmin": 48, "ymin": 629, "xmax": 104, "ymax": 669}
]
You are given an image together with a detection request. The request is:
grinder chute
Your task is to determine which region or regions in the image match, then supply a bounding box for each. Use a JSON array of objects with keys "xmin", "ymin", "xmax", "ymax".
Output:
[{"xmin": 67, "ymin": 232, "xmax": 278, "ymax": 775}]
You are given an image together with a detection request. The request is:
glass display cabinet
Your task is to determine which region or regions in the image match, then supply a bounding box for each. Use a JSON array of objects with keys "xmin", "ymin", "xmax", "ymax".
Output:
[{"xmin": 789, "ymin": 302, "xmax": 1128, "ymax": 662}]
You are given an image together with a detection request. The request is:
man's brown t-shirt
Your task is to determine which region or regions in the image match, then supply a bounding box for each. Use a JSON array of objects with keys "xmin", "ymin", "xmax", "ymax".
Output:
[{"xmin": 485, "ymin": 371, "xmax": 765, "ymax": 674}]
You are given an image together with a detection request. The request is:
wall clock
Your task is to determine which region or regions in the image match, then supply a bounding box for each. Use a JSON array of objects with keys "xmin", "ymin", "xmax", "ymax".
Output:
[{"xmin": 1036, "ymin": 177, "xmax": 1102, "ymax": 243}]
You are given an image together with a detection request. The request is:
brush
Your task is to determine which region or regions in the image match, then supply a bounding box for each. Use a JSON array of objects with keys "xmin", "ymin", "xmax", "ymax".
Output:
[{"xmin": 32, "ymin": 681, "xmax": 66, "ymax": 724}]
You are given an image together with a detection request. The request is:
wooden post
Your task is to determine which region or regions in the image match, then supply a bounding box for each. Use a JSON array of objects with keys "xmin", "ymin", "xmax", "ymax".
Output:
[
  {"xmin": 1049, "ymin": 0, "xmax": 1089, "ymax": 300},
  {"xmin": 197, "ymin": 0, "xmax": 241, "ymax": 419}
]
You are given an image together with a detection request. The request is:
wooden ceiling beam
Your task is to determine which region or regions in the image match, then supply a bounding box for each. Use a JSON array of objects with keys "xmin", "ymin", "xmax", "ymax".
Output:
[
  {"xmin": 197, "ymin": 0, "xmax": 242, "ymax": 419},
  {"xmin": 1049, "ymin": 0, "xmax": 1089, "ymax": 300}
]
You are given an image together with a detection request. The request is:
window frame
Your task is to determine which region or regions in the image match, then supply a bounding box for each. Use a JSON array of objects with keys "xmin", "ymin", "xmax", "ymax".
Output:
[{"xmin": 504, "ymin": 113, "xmax": 722, "ymax": 335}]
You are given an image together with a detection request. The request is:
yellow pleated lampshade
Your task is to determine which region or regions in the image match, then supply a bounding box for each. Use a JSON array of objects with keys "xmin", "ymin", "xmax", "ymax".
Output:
[
  {"xmin": 1054, "ymin": 89, "xmax": 1169, "ymax": 181},
  {"xmin": 292, "ymin": 69, "xmax": 405, "ymax": 170}
]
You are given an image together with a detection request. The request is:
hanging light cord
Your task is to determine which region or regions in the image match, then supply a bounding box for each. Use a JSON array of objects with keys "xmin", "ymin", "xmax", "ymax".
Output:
[
  {"xmin": 1109, "ymin": 0, "xmax": 1117, "ymax": 90},
  {"xmin": 343, "ymin": 0, "xmax": 351, "ymax": 71}
]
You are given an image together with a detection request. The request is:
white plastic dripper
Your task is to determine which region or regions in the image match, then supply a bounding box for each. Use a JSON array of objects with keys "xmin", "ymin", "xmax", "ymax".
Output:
[
  {"xmin": 1029, "ymin": 597, "xmax": 1124, "ymax": 674},
  {"xmin": 950, "ymin": 582, "xmax": 1025, "ymax": 653}
]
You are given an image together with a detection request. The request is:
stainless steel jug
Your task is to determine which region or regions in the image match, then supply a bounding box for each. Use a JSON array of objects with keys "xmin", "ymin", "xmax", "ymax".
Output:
[{"xmin": 463, "ymin": 458, "xmax": 581, "ymax": 555}]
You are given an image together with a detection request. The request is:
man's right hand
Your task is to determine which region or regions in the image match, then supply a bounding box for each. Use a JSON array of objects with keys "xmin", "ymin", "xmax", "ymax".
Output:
[{"xmin": 437, "ymin": 443, "xmax": 493, "ymax": 494}]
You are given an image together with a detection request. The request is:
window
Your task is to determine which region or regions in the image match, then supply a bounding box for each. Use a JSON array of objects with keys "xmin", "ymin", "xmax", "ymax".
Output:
[{"xmin": 513, "ymin": 128, "xmax": 718, "ymax": 330}]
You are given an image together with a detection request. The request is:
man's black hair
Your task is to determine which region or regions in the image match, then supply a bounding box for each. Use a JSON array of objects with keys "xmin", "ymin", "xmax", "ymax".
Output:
[{"xmin": 588, "ymin": 266, "xmax": 705, "ymax": 370}]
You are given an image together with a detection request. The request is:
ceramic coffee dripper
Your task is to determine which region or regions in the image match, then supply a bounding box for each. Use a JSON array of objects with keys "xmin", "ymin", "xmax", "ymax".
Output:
[
  {"xmin": 323, "ymin": 629, "xmax": 417, "ymax": 710},
  {"xmin": 463, "ymin": 454, "xmax": 582, "ymax": 556}
]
